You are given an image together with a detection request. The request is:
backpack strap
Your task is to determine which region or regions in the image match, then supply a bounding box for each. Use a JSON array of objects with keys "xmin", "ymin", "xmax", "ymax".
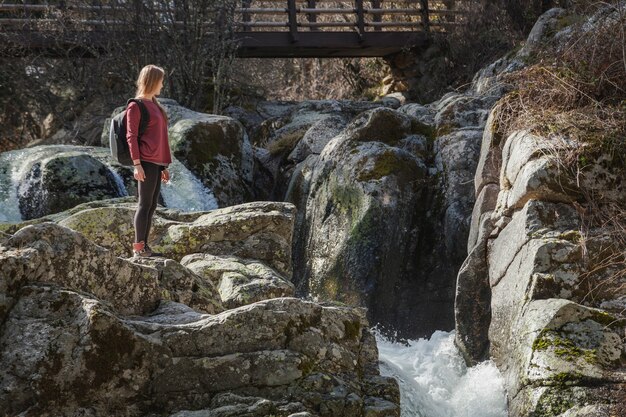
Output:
[{"xmin": 126, "ymin": 98, "xmax": 150, "ymax": 139}]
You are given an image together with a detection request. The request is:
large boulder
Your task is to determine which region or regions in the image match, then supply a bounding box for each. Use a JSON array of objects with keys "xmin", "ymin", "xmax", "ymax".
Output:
[
  {"xmin": 0, "ymin": 145, "xmax": 130, "ymax": 221},
  {"xmin": 181, "ymin": 254, "xmax": 295, "ymax": 309},
  {"xmin": 290, "ymin": 106, "xmax": 455, "ymax": 338},
  {"xmin": 0, "ymin": 222, "xmax": 224, "ymax": 321}
]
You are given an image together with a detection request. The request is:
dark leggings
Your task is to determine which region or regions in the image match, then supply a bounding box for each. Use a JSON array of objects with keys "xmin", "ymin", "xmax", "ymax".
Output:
[{"xmin": 134, "ymin": 161, "xmax": 164, "ymax": 243}]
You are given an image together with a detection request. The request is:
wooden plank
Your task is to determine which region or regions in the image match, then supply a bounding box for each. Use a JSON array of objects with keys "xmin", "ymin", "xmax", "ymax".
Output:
[
  {"xmin": 287, "ymin": 0, "xmax": 298, "ymax": 41},
  {"xmin": 367, "ymin": 21, "xmax": 423, "ymax": 27},
  {"xmin": 298, "ymin": 22, "xmax": 356, "ymax": 27},
  {"xmin": 371, "ymin": 0, "xmax": 381, "ymax": 31},
  {"xmin": 355, "ymin": 0, "xmax": 365, "ymax": 40},
  {"xmin": 420, "ymin": 0, "xmax": 429, "ymax": 32},
  {"xmin": 307, "ymin": 0, "xmax": 318, "ymax": 31}
]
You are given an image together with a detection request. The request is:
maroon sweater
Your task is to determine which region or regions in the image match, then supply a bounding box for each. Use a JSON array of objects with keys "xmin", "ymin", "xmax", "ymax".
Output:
[{"xmin": 126, "ymin": 100, "xmax": 172, "ymax": 166}]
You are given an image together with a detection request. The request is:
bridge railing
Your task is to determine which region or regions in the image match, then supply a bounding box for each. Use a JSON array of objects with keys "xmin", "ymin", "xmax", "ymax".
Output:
[
  {"xmin": 0, "ymin": 0, "xmax": 466, "ymax": 34},
  {"xmin": 239, "ymin": 0, "xmax": 465, "ymax": 34}
]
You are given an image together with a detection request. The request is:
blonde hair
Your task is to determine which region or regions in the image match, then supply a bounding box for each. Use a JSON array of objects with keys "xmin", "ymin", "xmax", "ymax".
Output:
[{"xmin": 135, "ymin": 64, "xmax": 168, "ymax": 123}]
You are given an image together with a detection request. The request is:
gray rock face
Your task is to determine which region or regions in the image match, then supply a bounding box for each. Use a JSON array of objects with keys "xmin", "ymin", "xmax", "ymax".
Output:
[
  {"xmin": 55, "ymin": 201, "xmax": 295, "ymax": 278},
  {"xmin": 282, "ymin": 103, "xmax": 491, "ymax": 339},
  {"xmin": 0, "ymin": 202, "xmax": 399, "ymax": 416},
  {"xmin": 454, "ymin": 6, "xmax": 626, "ymax": 415},
  {"xmin": 181, "ymin": 253, "xmax": 295, "ymax": 309},
  {"xmin": 0, "ymin": 288, "xmax": 399, "ymax": 416},
  {"xmin": 457, "ymin": 116, "xmax": 626, "ymax": 415},
  {"xmin": 516, "ymin": 8, "xmax": 567, "ymax": 59},
  {"xmin": 457, "ymin": 133, "xmax": 626, "ymax": 415},
  {"xmin": 246, "ymin": 99, "xmax": 395, "ymax": 201}
]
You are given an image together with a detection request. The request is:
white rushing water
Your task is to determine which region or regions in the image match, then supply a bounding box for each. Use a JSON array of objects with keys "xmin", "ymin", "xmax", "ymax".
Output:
[
  {"xmin": 0, "ymin": 146, "xmax": 53, "ymax": 223},
  {"xmin": 160, "ymin": 159, "xmax": 219, "ymax": 212},
  {"xmin": 374, "ymin": 328, "xmax": 508, "ymax": 417}
]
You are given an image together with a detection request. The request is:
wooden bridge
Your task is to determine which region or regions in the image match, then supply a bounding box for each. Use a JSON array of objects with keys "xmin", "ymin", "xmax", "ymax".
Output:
[{"xmin": 0, "ymin": 0, "xmax": 465, "ymax": 58}]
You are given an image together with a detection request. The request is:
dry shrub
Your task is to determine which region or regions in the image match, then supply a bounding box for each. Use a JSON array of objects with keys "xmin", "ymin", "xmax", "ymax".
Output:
[
  {"xmin": 577, "ymin": 201, "xmax": 626, "ymax": 306},
  {"xmin": 493, "ymin": 1, "xmax": 626, "ymax": 304},
  {"xmin": 230, "ymin": 57, "xmax": 388, "ymax": 102}
]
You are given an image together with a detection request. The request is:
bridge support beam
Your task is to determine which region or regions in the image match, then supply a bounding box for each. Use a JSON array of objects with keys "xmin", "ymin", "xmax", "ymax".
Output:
[{"xmin": 235, "ymin": 31, "xmax": 430, "ymax": 58}]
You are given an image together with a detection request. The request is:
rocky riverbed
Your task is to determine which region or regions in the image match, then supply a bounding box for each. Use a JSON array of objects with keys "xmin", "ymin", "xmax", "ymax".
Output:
[{"xmin": 1, "ymin": 4, "xmax": 625, "ymax": 416}]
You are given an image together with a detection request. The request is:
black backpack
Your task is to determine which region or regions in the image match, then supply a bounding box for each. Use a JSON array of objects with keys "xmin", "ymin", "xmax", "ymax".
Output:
[{"xmin": 109, "ymin": 98, "xmax": 150, "ymax": 166}]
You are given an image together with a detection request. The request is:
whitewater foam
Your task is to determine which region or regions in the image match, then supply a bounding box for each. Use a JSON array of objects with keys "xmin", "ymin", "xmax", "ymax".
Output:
[{"xmin": 375, "ymin": 329, "xmax": 508, "ymax": 417}]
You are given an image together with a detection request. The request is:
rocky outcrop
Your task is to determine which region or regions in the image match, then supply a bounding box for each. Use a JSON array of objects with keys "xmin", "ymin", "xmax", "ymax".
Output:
[
  {"xmin": 0, "ymin": 288, "xmax": 399, "ymax": 416},
  {"xmin": 236, "ymin": 100, "xmax": 396, "ymax": 201},
  {"xmin": 455, "ymin": 6, "xmax": 626, "ymax": 416},
  {"xmin": 0, "ymin": 222, "xmax": 223, "ymax": 320},
  {"xmin": 457, "ymin": 122, "xmax": 626, "ymax": 415},
  {"xmin": 279, "ymin": 92, "xmax": 496, "ymax": 338},
  {"xmin": 57, "ymin": 201, "xmax": 295, "ymax": 277},
  {"xmin": 0, "ymin": 202, "xmax": 400, "ymax": 416},
  {"xmin": 181, "ymin": 254, "xmax": 295, "ymax": 309}
]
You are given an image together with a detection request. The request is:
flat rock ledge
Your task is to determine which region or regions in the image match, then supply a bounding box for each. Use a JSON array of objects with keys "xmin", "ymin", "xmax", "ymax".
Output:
[{"xmin": 0, "ymin": 203, "xmax": 399, "ymax": 417}]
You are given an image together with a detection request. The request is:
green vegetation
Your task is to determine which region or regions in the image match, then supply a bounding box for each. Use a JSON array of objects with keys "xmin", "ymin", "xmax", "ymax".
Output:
[
  {"xmin": 534, "ymin": 387, "xmax": 578, "ymax": 416},
  {"xmin": 357, "ymin": 151, "xmax": 400, "ymax": 182},
  {"xmin": 343, "ymin": 320, "xmax": 362, "ymax": 340},
  {"xmin": 532, "ymin": 329, "xmax": 597, "ymax": 364}
]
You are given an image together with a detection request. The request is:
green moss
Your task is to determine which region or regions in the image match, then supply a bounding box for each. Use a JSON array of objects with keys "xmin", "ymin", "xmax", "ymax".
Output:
[
  {"xmin": 532, "ymin": 329, "xmax": 597, "ymax": 364},
  {"xmin": 590, "ymin": 310, "xmax": 620, "ymax": 328},
  {"xmin": 331, "ymin": 183, "xmax": 362, "ymax": 216},
  {"xmin": 549, "ymin": 372, "xmax": 582, "ymax": 385},
  {"xmin": 357, "ymin": 151, "xmax": 400, "ymax": 182},
  {"xmin": 411, "ymin": 119, "xmax": 437, "ymax": 142},
  {"xmin": 558, "ymin": 230, "xmax": 583, "ymax": 243},
  {"xmin": 349, "ymin": 207, "xmax": 378, "ymax": 244},
  {"xmin": 267, "ymin": 131, "xmax": 303, "ymax": 156},
  {"xmin": 298, "ymin": 357, "xmax": 316, "ymax": 376},
  {"xmin": 343, "ymin": 320, "xmax": 361, "ymax": 340},
  {"xmin": 534, "ymin": 386, "xmax": 582, "ymax": 416}
]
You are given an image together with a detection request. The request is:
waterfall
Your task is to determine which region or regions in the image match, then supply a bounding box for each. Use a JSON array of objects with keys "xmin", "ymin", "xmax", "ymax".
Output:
[
  {"xmin": 0, "ymin": 145, "xmax": 219, "ymax": 223},
  {"xmin": 160, "ymin": 159, "xmax": 219, "ymax": 211},
  {"xmin": 0, "ymin": 147, "xmax": 50, "ymax": 223},
  {"xmin": 375, "ymin": 329, "xmax": 508, "ymax": 417},
  {"xmin": 109, "ymin": 169, "xmax": 129, "ymax": 198}
]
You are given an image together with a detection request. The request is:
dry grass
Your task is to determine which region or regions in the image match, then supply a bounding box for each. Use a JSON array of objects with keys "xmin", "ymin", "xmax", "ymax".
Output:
[{"xmin": 493, "ymin": 1, "xmax": 626, "ymax": 304}]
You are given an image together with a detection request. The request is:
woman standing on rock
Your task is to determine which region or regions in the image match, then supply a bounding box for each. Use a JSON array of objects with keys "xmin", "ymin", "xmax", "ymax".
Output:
[{"xmin": 127, "ymin": 64, "xmax": 172, "ymax": 257}]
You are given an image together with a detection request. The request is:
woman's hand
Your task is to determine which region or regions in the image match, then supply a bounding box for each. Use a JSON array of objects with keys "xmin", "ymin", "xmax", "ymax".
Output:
[
  {"xmin": 161, "ymin": 169, "xmax": 170, "ymax": 183},
  {"xmin": 134, "ymin": 164, "xmax": 145, "ymax": 182}
]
